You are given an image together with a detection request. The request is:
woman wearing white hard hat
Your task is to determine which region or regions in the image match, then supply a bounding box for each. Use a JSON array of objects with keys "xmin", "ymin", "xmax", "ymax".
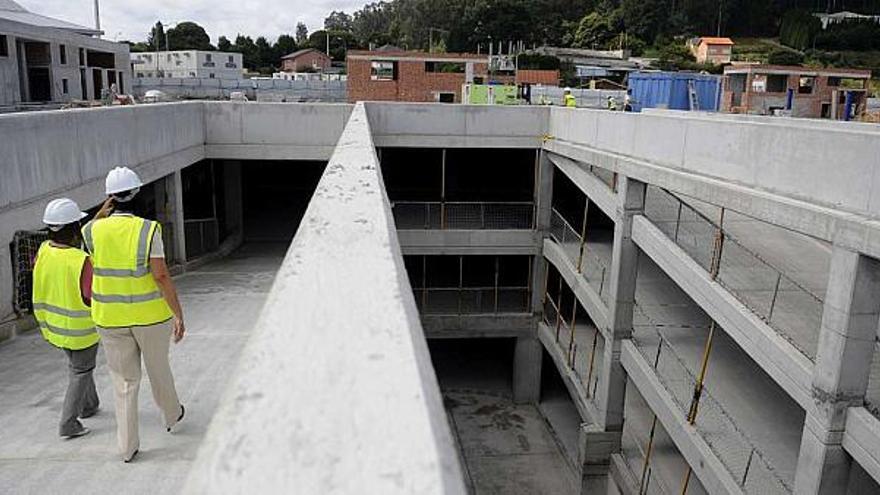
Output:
[
  {"xmin": 32, "ymin": 198, "xmax": 100, "ymax": 439},
  {"xmin": 82, "ymin": 166, "xmax": 186, "ymax": 463}
]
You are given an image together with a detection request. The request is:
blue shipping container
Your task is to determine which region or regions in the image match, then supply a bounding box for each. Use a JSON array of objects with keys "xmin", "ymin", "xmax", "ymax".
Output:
[{"xmin": 627, "ymin": 72, "xmax": 721, "ymax": 112}]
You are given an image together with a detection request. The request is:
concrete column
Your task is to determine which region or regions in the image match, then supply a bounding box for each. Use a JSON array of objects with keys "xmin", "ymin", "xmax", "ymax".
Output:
[
  {"xmin": 578, "ymin": 424, "xmax": 620, "ymax": 494},
  {"xmin": 222, "ymin": 160, "xmax": 244, "ymax": 241},
  {"xmin": 596, "ymin": 175, "xmax": 645, "ymax": 431},
  {"xmin": 162, "ymin": 170, "xmax": 187, "ymax": 265},
  {"xmin": 512, "ymin": 336, "xmax": 542, "ymax": 404},
  {"xmin": 794, "ymin": 246, "xmax": 880, "ymax": 494},
  {"xmin": 531, "ymin": 150, "xmax": 555, "ymax": 313}
]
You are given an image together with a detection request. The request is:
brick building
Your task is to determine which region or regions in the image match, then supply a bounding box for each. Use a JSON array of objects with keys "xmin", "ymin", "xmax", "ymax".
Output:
[
  {"xmin": 281, "ymin": 48, "xmax": 331, "ymax": 73},
  {"xmin": 688, "ymin": 37, "xmax": 734, "ymax": 65},
  {"xmin": 515, "ymin": 69, "xmax": 559, "ymax": 86},
  {"xmin": 722, "ymin": 64, "xmax": 872, "ymax": 119},
  {"xmin": 347, "ymin": 50, "xmax": 489, "ymax": 103}
]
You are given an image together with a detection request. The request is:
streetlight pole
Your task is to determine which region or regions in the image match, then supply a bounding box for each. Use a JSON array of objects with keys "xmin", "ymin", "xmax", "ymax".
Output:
[{"xmin": 94, "ymin": 0, "xmax": 101, "ymax": 35}]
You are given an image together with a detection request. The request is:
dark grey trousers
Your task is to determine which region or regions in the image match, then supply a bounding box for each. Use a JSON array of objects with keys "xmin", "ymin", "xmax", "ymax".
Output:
[{"xmin": 59, "ymin": 343, "xmax": 99, "ymax": 436}]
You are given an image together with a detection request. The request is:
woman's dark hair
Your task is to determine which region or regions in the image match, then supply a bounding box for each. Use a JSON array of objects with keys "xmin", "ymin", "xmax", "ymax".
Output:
[{"xmin": 48, "ymin": 222, "xmax": 81, "ymax": 246}]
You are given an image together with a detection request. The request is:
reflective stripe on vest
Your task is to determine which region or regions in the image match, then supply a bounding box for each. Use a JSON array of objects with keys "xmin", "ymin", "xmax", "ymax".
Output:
[
  {"xmin": 31, "ymin": 243, "xmax": 99, "ymax": 350},
  {"xmin": 85, "ymin": 216, "xmax": 173, "ymax": 328}
]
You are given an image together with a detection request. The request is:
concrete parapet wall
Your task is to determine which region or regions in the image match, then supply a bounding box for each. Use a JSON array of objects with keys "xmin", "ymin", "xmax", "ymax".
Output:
[
  {"xmin": 549, "ymin": 107, "xmax": 880, "ymax": 222},
  {"xmin": 184, "ymin": 103, "xmax": 465, "ymax": 494},
  {"xmin": 365, "ymin": 102, "xmax": 549, "ymax": 148}
]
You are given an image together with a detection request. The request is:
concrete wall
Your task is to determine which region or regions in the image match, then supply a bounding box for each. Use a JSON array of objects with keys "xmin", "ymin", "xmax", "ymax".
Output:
[
  {"xmin": 131, "ymin": 77, "xmax": 347, "ymax": 102},
  {"xmin": 0, "ymin": 102, "xmax": 205, "ymax": 322},
  {"xmin": 0, "ymin": 101, "xmax": 354, "ymax": 324},
  {"xmin": 203, "ymin": 102, "xmax": 351, "ymax": 160},
  {"xmin": 184, "ymin": 103, "xmax": 466, "ymax": 494},
  {"xmin": 366, "ymin": 102, "xmax": 548, "ymax": 148}
]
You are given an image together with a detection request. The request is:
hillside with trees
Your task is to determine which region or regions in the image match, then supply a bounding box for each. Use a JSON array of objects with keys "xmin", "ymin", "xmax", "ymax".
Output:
[{"xmin": 127, "ymin": 0, "xmax": 880, "ymax": 75}]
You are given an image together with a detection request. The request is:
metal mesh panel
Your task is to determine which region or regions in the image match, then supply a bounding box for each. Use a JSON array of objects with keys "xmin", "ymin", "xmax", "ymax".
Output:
[
  {"xmin": 392, "ymin": 202, "xmax": 532, "ymax": 230},
  {"xmin": 643, "ymin": 186, "xmax": 822, "ymax": 362},
  {"xmin": 550, "ymin": 208, "xmax": 611, "ymax": 303},
  {"xmin": 11, "ymin": 230, "xmax": 48, "ymax": 314},
  {"xmin": 420, "ymin": 287, "xmax": 530, "ymax": 315},
  {"xmin": 631, "ymin": 314, "xmax": 793, "ymax": 494}
]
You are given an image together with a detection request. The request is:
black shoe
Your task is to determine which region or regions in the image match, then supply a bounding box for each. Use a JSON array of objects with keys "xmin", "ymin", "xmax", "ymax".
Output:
[
  {"xmin": 80, "ymin": 407, "xmax": 99, "ymax": 419},
  {"xmin": 124, "ymin": 449, "xmax": 139, "ymax": 463},
  {"xmin": 167, "ymin": 404, "xmax": 185, "ymax": 433},
  {"xmin": 62, "ymin": 427, "xmax": 90, "ymax": 439}
]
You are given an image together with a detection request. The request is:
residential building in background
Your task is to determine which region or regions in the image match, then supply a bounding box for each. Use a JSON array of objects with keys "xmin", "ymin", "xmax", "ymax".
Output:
[
  {"xmin": 0, "ymin": 0, "xmax": 130, "ymax": 106},
  {"xmin": 722, "ymin": 64, "xmax": 872, "ymax": 119},
  {"xmin": 131, "ymin": 50, "xmax": 242, "ymax": 79},
  {"xmin": 280, "ymin": 48, "xmax": 331, "ymax": 73},
  {"xmin": 688, "ymin": 36, "xmax": 734, "ymax": 64},
  {"xmin": 347, "ymin": 50, "xmax": 489, "ymax": 103}
]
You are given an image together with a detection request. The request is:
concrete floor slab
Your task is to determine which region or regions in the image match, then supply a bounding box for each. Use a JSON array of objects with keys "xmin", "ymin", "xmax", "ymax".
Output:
[{"xmin": 0, "ymin": 244, "xmax": 283, "ymax": 494}]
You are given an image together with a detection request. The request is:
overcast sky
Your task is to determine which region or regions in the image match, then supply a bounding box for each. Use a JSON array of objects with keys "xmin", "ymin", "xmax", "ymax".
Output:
[{"xmin": 18, "ymin": 0, "xmax": 364, "ymax": 44}]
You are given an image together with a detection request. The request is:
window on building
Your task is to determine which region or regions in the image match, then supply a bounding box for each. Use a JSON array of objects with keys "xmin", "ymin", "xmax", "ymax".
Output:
[
  {"xmin": 62, "ymin": 78, "xmax": 69, "ymax": 94},
  {"xmin": 827, "ymin": 77, "xmax": 840, "ymax": 87},
  {"xmin": 136, "ymin": 72, "xmax": 144, "ymax": 77},
  {"xmin": 0, "ymin": 35, "xmax": 7, "ymax": 57},
  {"xmin": 766, "ymin": 74, "xmax": 787, "ymax": 93},
  {"xmin": 437, "ymin": 92, "xmax": 455, "ymax": 103},
  {"xmin": 206, "ymin": 53, "xmax": 213, "ymax": 62},
  {"xmin": 79, "ymin": 47, "xmax": 85, "ymax": 65},
  {"xmin": 189, "ymin": 72, "xmax": 195, "ymax": 77},
  {"xmin": 371, "ymin": 61, "xmax": 397, "ymax": 81},
  {"xmin": 798, "ymin": 76, "xmax": 815, "ymax": 94},
  {"xmin": 750, "ymin": 75, "xmax": 767, "ymax": 93},
  {"xmin": 59, "ymin": 44, "xmax": 67, "ymax": 64},
  {"xmin": 209, "ymin": 73, "xmax": 215, "ymax": 78},
  {"xmin": 228, "ymin": 55, "xmax": 234, "ymax": 63},
  {"xmin": 425, "ymin": 61, "xmax": 465, "ymax": 73},
  {"xmin": 167, "ymin": 54, "xmax": 171, "ymax": 61}
]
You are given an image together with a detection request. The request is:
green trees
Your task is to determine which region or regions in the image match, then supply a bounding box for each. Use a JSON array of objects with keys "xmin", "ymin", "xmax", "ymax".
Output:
[
  {"xmin": 166, "ymin": 22, "xmax": 214, "ymax": 51},
  {"xmin": 779, "ymin": 10, "xmax": 821, "ymax": 50},
  {"xmin": 296, "ymin": 23, "xmax": 309, "ymax": 45}
]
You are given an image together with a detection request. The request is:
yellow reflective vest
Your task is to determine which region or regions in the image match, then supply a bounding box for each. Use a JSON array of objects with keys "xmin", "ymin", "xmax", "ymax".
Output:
[
  {"xmin": 83, "ymin": 215, "xmax": 173, "ymax": 328},
  {"xmin": 32, "ymin": 243, "xmax": 99, "ymax": 350},
  {"xmin": 564, "ymin": 94, "xmax": 577, "ymax": 107}
]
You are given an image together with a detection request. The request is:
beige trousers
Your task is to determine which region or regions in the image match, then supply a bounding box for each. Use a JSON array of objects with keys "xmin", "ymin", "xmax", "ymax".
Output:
[{"xmin": 98, "ymin": 320, "xmax": 181, "ymax": 459}]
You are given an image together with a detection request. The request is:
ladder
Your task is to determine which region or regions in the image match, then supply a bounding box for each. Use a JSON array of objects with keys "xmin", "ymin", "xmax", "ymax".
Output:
[{"xmin": 688, "ymin": 80, "xmax": 699, "ymax": 111}]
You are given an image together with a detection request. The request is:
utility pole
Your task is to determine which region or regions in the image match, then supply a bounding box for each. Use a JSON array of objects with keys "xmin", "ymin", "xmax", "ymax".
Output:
[
  {"xmin": 93, "ymin": 0, "xmax": 101, "ymax": 35},
  {"xmin": 716, "ymin": 0, "xmax": 723, "ymax": 37}
]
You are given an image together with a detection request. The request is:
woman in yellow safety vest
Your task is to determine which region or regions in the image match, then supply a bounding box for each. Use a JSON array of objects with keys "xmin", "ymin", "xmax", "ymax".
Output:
[
  {"xmin": 82, "ymin": 166, "xmax": 186, "ymax": 463},
  {"xmin": 32, "ymin": 198, "xmax": 100, "ymax": 439}
]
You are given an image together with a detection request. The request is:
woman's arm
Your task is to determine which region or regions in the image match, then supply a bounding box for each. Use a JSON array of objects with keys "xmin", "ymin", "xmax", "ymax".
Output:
[{"xmin": 150, "ymin": 257, "xmax": 185, "ymax": 343}]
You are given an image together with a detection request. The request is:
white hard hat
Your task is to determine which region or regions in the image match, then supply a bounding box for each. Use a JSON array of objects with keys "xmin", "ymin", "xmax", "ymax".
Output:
[
  {"xmin": 564, "ymin": 87, "xmax": 572, "ymax": 92},
  {"xmin": 43, "ymin": 198, "xmax": 87, "ymax": 229},
  {"xmin": 105, "ymin": 166, "xmax": 143, "ymax": 195}
]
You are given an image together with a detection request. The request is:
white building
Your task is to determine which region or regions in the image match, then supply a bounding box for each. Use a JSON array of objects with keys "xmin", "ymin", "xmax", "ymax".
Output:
[
  {"xmin": 132, "ymin": 50, "xmax": 243, "ymax": 80},
  {"xmin": 0, "ymin": 0, "xmax": 131, "ymax": 106}
]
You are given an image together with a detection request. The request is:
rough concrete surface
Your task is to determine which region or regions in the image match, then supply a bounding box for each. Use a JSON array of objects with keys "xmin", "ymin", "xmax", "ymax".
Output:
[{"xmin": 0, "ymin": 244, "xmax": 282, "ymax": 494}]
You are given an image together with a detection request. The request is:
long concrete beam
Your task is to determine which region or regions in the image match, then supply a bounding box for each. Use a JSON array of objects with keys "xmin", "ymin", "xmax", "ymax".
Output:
[
  {"xmin": 544, "ymin": 109, "xmax": 880, "ymax": 260},
  {"xmin": 631, "ymin": 214, "xmax": 815, "ymax": 412},
  {"xmin": 843, "ymin": 407, "xmax": 880, "ymax": 486},
  {"xmin": 621, "ymin": 340, "xmax": 743, "ymax": 495},
  {"xmin": 184, "ymin": 103, "xmax": 465, "ymax": 494}
]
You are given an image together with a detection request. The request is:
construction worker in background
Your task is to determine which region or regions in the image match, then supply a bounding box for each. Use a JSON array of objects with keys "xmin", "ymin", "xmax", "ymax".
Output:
[
  {"xmin": 82, "ymin": 166, "xmax": 185, "ymax": 463},
  {"xmin": 623, "ymin": 89, "xmax": 635, "ymax": 112},
  {"xmin": 563, "ymin": 87, "xmax": 577, "ymax": 107},
  {"xmin": 32, "ymin": 199, "xmax": 100, "ymax": 439},
  {"xmin": 607, "ymin": 95, "xmax": 619, "ymax": 111}
]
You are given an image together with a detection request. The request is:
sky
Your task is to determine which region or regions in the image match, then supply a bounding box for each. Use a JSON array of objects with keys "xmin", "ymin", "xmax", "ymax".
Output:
[{"xmin": 18, "ymin": 0, "xmax": 365, "ymax": 44}]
